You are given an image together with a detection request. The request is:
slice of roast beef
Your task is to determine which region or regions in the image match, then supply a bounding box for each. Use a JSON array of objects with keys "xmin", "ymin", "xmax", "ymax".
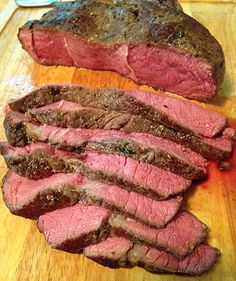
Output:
[
  {"xmin": 79, "ymin": 151, "xmax": 191, "ymax": 200},
  {"xmin": 37, "ymin": 203, "xmax": 111, "ymax": 253},
  {"xmin": 78, "ymin": 181, "xmax": 182, "ymax": 227},
  {"xmin": 37, "ymin": 201, "xmax": 207, "ymax": 257},
  {"xmin": 128, "ymin": 243, "xmax": 220, "ymax": 275},
  {"xmin": 9, "ymin": 85, "xmax": 227, "ymax": 138},
  {"xmin": 2, "ymin": 171, "xmax": 80, "ymax": 219},
  {"xmin": 84, "ymin": 237, "xmax": 133, "ymax": 268},
  {"xmin": 4, "ymin": 112, "xmax": 208, "ymax": 180},
  {"xmin": 17, "ymin": 0, "xmax": 225, "ymax": 101},
  {"xmin": 84, "ymin": 238, "xmax": 220, "ymax": 275},
  {"xmin": 0, "ymin": 142, "xmax": 191, "ymax": 200},
  {"xmin": 26, "ymin": 100, "xmax": 233, "ymax": 160},
  {"xmin": 109, "ymin": 211, "xmax": 207, "ymax": 258},
  {"xmin": 3, "ymin": 171, "xmax": 182, "ymax": 227},
  {"xmin": 0, "ymin": 142, "xmax": 71, "ymax": 180}
]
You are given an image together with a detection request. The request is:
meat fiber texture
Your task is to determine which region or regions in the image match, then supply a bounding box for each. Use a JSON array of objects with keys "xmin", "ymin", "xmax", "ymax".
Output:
[
  {"xmin": 17, "ymin": 0, "xmax": 225, "ymax": 100},
  {"xmin": 0, "ymin": 142, "xmax": 191, "ymax": 200},
  {"xmin": 37, "ymin": 202, "xmax": 207, "ymax": 258},
  {"xmin": 2, "ymin": 171, "xmax": 182, "ymax": 228},
  {"xmin": 4, "ymin": 111, "xmax": 208, "ymax": 180},
  {"xmin": 84, "ymin": 237, "xmax": 220, "ymax": 275},
  {"xmin": 37, "ymin": 203, "xmax": 111, "ymax": 252}
]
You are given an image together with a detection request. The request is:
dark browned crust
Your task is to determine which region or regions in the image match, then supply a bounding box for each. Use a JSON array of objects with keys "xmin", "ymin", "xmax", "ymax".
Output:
[
  {"xmin": 4, "ymin": 114, "xmax": 28, "ymax": 147},
  {"xmin": 27, "ymin": 103, "xmax": 231, "ymax": 160},
  {"xmin": 3, "ymin": 150, "xmax": 69, "ymax": 179},
  {"xmin": 18, "ymin": 0, "xmax": 225, "ymax": 87},
  {"xmin": 27, "ymin": 107, "xmax": 134, "ymax": 131}
]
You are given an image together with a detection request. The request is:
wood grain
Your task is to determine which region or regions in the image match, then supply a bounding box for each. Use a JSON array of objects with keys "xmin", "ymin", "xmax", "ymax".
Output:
[{"xmin": 0, "ymin": 2, "xmax": 236, "ymax": 281}]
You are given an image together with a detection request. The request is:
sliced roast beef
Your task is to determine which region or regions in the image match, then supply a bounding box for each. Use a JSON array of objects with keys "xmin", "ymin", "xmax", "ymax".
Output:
[
  {"xmin": 109, "ymin": 211, "xmax": 207, "ymax": 258},
  {"xmin": 84, "ymin": 237, "xmax": 133, "ymax": 268},
  {"xmin": 0, "ymin": 142, "xmax": 191, "ymax": 200},
  {"xmin": 4, "ymin": 112, "xmax": 207, "ymax": 180},
  {"xmin": 3, "ymin": 170, "xmax": 208, "ymax": 257},
  {"xmin": 9, "ymin": 85, "xmax": 226, "ymax": 138},
  {"xmin": 26, "ymin": 100, "xmax": 233, "ymax": 160},
  {"xmin": 37, "ymin": 201, "xmax": 207, "ymax": 258},
  {"xmin": 18, "ymin": 0, "xmax": 225, "ymax": 100},
  {"xmin": 84, "ymin": 238, "xmax": 220, "ymax": 275},
  {"xmin": 37, "ymin": 203, "xmax": 111, "ymax": 252},
  {"xmin": 3, "ymin": 171, "xmax": 182, "ymax": 227}
]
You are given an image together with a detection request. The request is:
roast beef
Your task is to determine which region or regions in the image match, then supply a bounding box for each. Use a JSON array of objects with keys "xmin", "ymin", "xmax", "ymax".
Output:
[
  {"xmin": 9, "ymin": 85, "xmax": 227, "ymax": 138},
  {"xmin": 4, "ymin": 112, "xmax": 208, "ymax": 180},
  {"xmin": 84, "ymin": 238, "xmax": 220, "ymax": 275},
  {"xmin": 0, "ymin": 142, "xmax": 191, "ymax": 200},
  {"xmin": 37, "ymin": 202, "xmax": 207, "ymax": 258},
  {"xmin": 26, "ymin": 100, "xmax": 233, "ymax": 160},
  {"xmin": 2, "ymin": 171, "xmax": 182, "ymax": 227},
  {"xmin": 37, "ymin": 203, "xmax": 111, "ymax": 252},
  {"xmin": 18, "ymin": 1, "xmax": 225, "ymax": 100}
]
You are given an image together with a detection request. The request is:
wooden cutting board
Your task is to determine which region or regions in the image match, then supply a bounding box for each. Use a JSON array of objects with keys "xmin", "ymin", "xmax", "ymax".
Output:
[{"xmin": 0, "ymin": 2, "xmax": 236, "ymax": 281}]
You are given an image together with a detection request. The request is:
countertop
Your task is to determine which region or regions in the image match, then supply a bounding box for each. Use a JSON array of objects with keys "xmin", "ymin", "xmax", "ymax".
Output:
[{"xmin": 0, "ymin": 1, "xmax": 235, "ymax": 281}]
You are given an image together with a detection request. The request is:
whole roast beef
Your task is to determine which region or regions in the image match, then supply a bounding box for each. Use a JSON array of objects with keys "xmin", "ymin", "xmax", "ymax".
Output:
[{"xmin": 18, "ymin": 1, "xmax": 224, "ymax": 100}]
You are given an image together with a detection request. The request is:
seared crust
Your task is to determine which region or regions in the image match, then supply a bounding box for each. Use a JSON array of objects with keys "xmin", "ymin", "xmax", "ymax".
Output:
[{"xmin": 4, "ymin": 113, "xmax": 28, "ymax": 147}]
